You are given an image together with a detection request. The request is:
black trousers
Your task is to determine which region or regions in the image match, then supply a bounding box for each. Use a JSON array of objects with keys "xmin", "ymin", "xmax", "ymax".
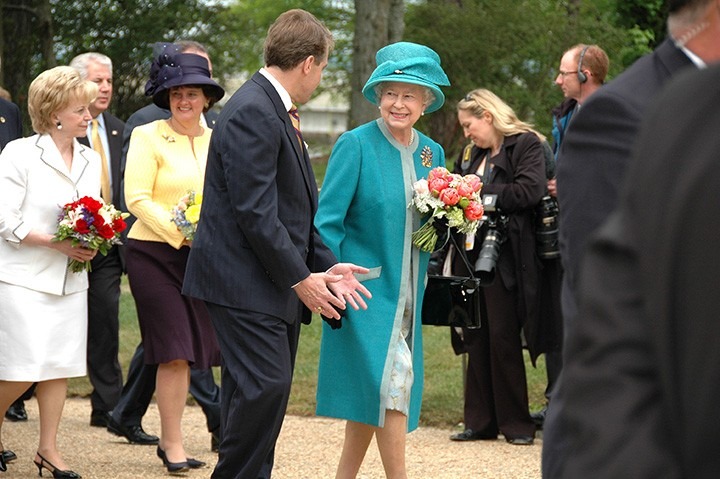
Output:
[
  {"xmin": 87, "ymin": 248, "xmax": 123, "ymax": 413},
  {"xmin": 111, "ymin": 342, "xmax": 221, "ymax": 434},
  {"xmin": 462, "ymin": 279, "xmax": 535, "ymax": 438},
  {"xmin": 206, "ymin": 303, "xmax": 301, "ymax": 479}
]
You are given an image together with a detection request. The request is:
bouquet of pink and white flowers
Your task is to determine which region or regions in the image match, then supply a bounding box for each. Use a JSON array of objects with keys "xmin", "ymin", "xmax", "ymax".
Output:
[
  {"xmin": 408, "ymin": 167, "xmax": 484, "ymax": 252},
  {"xmin": 171, "ymin": 190, "xmax": 202, "ymax": 241},
  {"xmin": 53, "ymin": 196, "xmax": 129, "ymax": 272}
]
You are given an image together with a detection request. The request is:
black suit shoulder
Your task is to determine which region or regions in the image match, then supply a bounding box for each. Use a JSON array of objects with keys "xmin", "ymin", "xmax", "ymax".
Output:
[{"xmin": 0, "ymin": 98, "xmax": 22, "ymax": 150}]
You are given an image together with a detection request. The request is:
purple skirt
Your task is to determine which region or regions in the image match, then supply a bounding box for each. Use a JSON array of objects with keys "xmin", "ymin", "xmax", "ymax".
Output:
[{"xmin": 126, "ymin": 239, "xmax": 220, "ymax": 369}]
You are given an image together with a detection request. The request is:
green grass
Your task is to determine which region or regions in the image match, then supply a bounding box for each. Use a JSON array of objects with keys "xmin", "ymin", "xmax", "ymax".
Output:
[{"xmin": 70, "ymin": 283, "xmax": 547, "ymax": 428}]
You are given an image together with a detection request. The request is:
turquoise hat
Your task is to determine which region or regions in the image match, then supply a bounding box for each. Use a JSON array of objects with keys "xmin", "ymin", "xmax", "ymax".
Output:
[{"xmin": 362, "ymin": 42, "xmax": 450, "ymax": 113}]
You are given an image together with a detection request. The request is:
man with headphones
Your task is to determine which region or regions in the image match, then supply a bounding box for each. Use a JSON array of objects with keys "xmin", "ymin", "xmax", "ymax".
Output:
[
  {"xmin": 551, "ymin": 44, "xmax": 609, "ymax": 165},
  {"xmin": 530, "ymin": 44, "xmax": 609, "ymax": 431}
]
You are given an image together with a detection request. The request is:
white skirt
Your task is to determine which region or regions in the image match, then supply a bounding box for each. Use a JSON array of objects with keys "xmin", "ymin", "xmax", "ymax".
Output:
[{"xmin": 0, "ymin": 281, "xmax": 87, "ymax": 381}]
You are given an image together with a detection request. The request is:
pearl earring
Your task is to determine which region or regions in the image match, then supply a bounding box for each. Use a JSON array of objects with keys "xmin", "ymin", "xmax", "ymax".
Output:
[{"xmin": 56, "ymin": 121, "xmax": 62, "ymax": 130}]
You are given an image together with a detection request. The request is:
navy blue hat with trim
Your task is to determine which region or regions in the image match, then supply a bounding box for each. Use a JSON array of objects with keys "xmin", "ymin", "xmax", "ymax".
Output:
[
  {"xmin": 144, "ymin": 43, "xmax": 224, "ymax": 110},
  {"xmin": 362, "ymin": 42, "xmax": 450, "ymax": 113}
]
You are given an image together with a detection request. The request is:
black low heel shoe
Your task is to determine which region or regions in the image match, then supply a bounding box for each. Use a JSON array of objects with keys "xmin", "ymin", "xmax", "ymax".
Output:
[
  {"xmin": 33, "ymin": 452, "xmax": 81, "ymax": 478},
  {"xmin": 156, "ymin": 447, "xmax": 191, "ymax": 475}
]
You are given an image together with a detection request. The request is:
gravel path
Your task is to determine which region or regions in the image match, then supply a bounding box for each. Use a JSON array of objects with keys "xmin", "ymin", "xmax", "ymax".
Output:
[{"xmin": 2, "ymin": 398, "xmax": 541, "ymax": 478}]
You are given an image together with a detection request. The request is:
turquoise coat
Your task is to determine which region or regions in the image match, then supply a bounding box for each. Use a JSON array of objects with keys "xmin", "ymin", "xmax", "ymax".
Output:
[{"xmin": 315, "ymin": 119, "xmax": 445, "ymax": 431}]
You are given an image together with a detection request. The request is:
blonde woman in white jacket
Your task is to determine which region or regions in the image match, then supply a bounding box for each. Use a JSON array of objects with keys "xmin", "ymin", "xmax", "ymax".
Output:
[{"xmin": 0, "ymin": 66, "xmax": 99, "ymax": 478}]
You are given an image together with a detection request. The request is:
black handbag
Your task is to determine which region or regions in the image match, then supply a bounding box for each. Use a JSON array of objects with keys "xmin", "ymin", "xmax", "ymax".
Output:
[{"xmin": 421, "ymin": 235, "xmax": 483, "ymax": 329}]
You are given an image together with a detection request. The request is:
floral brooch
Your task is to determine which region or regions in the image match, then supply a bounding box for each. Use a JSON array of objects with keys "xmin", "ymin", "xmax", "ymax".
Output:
[{"xmin": 421, "ymin": 146, "xmax": 433, "ymax": 168}]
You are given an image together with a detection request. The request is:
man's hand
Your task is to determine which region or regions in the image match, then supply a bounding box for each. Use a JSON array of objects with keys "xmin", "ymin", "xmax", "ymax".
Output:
[
  {"xmin": 547, "ymin": 178, "xmax": 557, "ymax": 197},
  {"xmin": 294, "ymin": 263, "xmax": 372, "ymax": 319}
]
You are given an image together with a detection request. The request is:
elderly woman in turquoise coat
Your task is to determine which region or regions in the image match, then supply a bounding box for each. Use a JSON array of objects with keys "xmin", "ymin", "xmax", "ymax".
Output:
[{"xmin": 315, "ymin": 42, "xmax": 450, "ymax": 479}]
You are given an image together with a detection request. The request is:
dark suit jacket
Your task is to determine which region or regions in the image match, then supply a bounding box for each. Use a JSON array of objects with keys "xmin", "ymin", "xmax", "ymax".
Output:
[
  {"xmin": 0, "ymin": 98, "xmax": 22, "ymax": 150},
  {"xmin": 183, "ymin": 71, "xmax": 336, "ymax": 324},
  {"xmin": 552, "ymin": 64, "xmax": 720, "ymax": 478},
  {"xmin": 79, "ymin": 111, "xmax": 125, "ymax": 205},
  {"xmin": 545, "ymin": 39, "xmax": 696, "ymax": 476},
  {"xmin": 555, "ymin": 39, "xmax": 695, "ymax": 329}
]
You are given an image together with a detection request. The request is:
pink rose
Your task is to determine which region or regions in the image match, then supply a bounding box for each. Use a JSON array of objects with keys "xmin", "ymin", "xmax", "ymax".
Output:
[
  {"xmin": 428, "ymin": 166, "xmax": 450, "ymax": 182},
  {"xmin": 439, "ymin": 188, "xmax": 460, "ymax": 206},
  {"xmin": 464, "ymin": 174, "xmax": 483, "ymax": 193},
  {"xmin": 464, "ymin": 201, "xmax": 484, "ymax": 221},
  {"xmin": 456, "ymin": 181, "xmax": 475, "ymax": 198},
  {"xmin": 429, "ymin": 177, "xmax": 450, "ymax": 196}
]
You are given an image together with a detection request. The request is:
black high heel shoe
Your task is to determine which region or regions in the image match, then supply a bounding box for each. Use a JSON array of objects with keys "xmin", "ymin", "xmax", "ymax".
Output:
[
  {"xmin": 1, "ymin": 448, "xmax": 16, "ymax": 471},
  {"xmin": 33, "ymin": 452, "xmax": 81, "ymax": 478},
  {"xmin": 155, "ymin": 446, "xmax": 192, "ymax": 474}
]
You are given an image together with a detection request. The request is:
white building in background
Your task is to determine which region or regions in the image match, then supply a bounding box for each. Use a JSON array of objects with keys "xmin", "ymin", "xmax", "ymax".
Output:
[
  {"xmin": 297, "ymin": 91, "xmax": 348, "ymax": 138},
  {"xmin": 218, "ymin": 78, "xmax": 349, "ymax": 139}
]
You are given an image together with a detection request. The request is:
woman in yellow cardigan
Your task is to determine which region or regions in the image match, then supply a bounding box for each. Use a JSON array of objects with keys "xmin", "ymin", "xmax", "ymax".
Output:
[{"xmin": 124, "ymin": 44, "xmax": 224, "ymax": 474}]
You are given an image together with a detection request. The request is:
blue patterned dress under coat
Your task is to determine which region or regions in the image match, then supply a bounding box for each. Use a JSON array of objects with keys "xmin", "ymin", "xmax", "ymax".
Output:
[{"xmin": 315, "ymin": 118, "xmax": 445, "ymax": 431}]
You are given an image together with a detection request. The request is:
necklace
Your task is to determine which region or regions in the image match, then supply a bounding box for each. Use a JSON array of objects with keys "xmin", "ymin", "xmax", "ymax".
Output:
[{"xmin": 408, "ymin": 129, "xmax": 414, "ymax": 146}]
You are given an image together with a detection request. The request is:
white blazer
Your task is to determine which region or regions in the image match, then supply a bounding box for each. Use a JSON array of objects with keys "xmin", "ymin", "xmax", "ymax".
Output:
[{"xmin": 0, "ymin": 134, "xmax": 101, "ymax": 295}]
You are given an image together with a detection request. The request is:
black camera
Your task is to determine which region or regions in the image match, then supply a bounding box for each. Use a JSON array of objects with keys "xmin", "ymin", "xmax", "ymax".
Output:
[
  {"xmin": 536, "ymin": 195, "xmax": 560, "ymax": 259},
  {"xmin": 474, "ymin": 195, "xmax": 507, "ymax": 285}
]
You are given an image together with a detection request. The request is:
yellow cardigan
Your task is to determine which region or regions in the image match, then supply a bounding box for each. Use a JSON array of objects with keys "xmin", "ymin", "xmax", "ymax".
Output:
[{"xmin": 124, "ymin": 119, "xmax": 210, "ymax": 249}]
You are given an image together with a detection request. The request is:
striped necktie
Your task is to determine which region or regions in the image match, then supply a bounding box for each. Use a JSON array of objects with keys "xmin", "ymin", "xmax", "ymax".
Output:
[
  {"xmin": 91, "ymin": 119, "xmax": 112, "ymax": 203},
  {"xmin": 289, "ymin": 105, "xmax": 303, "ymax": 149}
]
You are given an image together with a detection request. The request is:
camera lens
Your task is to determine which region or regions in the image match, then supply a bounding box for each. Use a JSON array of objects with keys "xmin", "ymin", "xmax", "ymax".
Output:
[
  {"xmin": 475, "ymin": 226, "xmax": 504, "ymax": 284},
  {"xmin": 536, "ymin": 196, "xmax": 560, "ymax": 259}
]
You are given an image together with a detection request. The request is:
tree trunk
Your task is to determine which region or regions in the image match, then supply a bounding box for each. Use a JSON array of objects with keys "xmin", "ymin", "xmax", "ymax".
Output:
[
  {"xmin": 349, "ymin": 0, "xmax": 405, "ymax": 128},
  {"xmin": 35, "ymin": 0, "xmax": 55, "ymax": 70},
  {"xmin": 2, "ymin": 0, "xmax": 54, "ymax": 133}
]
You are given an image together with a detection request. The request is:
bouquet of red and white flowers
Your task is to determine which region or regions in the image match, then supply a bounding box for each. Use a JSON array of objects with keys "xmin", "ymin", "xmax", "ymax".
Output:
[
  {"xmin": 171, "ymin": 190, "xmax": 202, "ymax": 241},
  {"xmin": 408, "ymin": 166, "xmax": 484, "ymax": 252},
  {"xmin": 53, "ymin": 196, "xmax": 129, "ymax": 272}
]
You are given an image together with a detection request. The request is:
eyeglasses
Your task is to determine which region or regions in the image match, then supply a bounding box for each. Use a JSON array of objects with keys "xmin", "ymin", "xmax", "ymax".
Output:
[{"xmin": 557, "ymin": 70, "xmax": 578, "ymax": 77}]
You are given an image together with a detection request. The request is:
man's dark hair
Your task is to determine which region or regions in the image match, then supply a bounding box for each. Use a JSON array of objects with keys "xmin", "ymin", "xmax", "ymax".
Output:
[{"xmin": 263, "ymin": 9, "xmax": 334, "ymax": 70}]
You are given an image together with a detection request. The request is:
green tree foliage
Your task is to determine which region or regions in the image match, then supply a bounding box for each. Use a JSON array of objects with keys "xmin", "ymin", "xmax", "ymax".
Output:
[
  {"xmin": 51, "ymin": 0, "xmax": 228, "ymax": 121},
  {"xmin": 405, "ymin": 0, "xmax": 638, "ymax": 158},
  {"xmin": 218, "ymin": 0, "xmax": 354, "ymax": 92}
]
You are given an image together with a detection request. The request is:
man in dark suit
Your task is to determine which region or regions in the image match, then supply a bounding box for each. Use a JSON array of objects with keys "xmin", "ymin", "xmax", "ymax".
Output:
[
  {"xmin": 0, "ymin": 97, "xmax": 22, "ymax": 151},
  {"xmin": 544, "ymin": 0, "xmax": 720, "ymax": 474},
  {"xmin": 0, "ymin": 57, "xmax": 22, "ymax": 153},
  {"xmin": 108, "ymin": 41, "xmax": 222, "ymax": 450},
  {"xmin": 531, "ymin": 44, "xmax": 610, "ymax": 430},
  {"xmin": 183, "ymin": 10, "xmax": 370, "ymax": 478},
  {"xmin": 554, "ymin": 63, "xmax": 720, "ymax": 477},
  {"xmin": 1, "ymin": 90, "xmax": 29, "ymax": 424},
  {"xmin": 71, "ymin": 52, "xmax": 126, "ymax": 428}
]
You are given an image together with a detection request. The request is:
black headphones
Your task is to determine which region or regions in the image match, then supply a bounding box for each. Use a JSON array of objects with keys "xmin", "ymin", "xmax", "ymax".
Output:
[{"xmin": 577, "ymin": 45, "xmax": 589, "ymax": 84}]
